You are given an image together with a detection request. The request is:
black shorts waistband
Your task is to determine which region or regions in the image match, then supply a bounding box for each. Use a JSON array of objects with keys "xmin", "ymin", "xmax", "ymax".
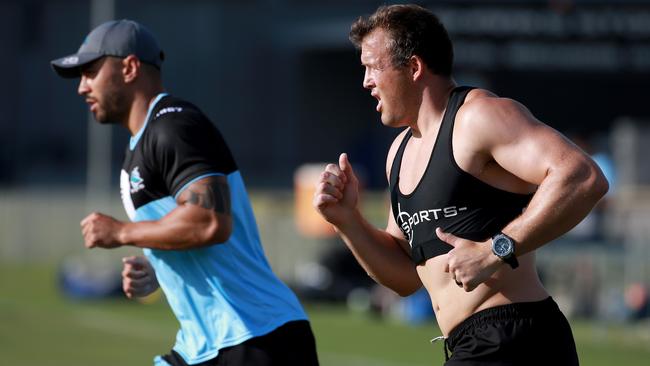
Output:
[{"xmin": 447, "ymin": 297, "xmax": 557, "ymax": 346}]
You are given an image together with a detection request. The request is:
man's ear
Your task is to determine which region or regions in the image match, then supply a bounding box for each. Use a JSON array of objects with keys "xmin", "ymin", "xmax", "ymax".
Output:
[
  {"xmin": 122, "ymin": 55, "xmax": 141, "ymax": 84},
  {"xmin": 409, "ymin": 55, "xmax": 424, "ymax": 81}
]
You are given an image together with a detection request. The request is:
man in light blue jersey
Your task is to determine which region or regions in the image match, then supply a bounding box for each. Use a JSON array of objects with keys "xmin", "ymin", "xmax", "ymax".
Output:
[{"xmin": 51, "ymin": 19, "xmax": 318, "ymax": 366}]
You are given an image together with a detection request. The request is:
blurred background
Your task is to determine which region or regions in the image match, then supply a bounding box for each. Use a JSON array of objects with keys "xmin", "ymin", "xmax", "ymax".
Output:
[{"xmin": 1, "ymin": 0, "xmax": 650, "ymax": 365}]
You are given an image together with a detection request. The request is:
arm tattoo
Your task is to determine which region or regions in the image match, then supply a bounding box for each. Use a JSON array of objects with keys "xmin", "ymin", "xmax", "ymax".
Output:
[{"xmin": 181, "ymin": 179, "xmax": 231, "ymax": 215}]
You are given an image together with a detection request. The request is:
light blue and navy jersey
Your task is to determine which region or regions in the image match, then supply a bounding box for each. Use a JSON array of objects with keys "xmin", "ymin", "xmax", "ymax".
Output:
[{"xmin": 119, "ymin": 94, "xmax": 308, "ymax": 365}]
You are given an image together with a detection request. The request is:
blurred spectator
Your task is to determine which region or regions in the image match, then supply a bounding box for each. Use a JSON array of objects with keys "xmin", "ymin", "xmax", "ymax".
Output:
[{"xmin": 624, "ymin": 282, "xmax": 650, "ymax": 321}]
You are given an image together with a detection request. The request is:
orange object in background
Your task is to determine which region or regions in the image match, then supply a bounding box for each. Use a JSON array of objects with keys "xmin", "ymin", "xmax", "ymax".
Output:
[{"xmin": 294, "ymin": 164, "xmax": 337, "ymax": 238}]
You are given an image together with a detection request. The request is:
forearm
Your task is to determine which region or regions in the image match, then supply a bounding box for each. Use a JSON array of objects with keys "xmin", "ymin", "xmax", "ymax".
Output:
[
  {"xmin": 335, "ymin": 210, "xmax": 421, "ymax": 297},
  {"xmin": 504, "ymin": 161, "xmax": 608, "ymax": 255},
  {"xmin": 119, "ymin": 206, "xmax": 231, "ymax": 250}
]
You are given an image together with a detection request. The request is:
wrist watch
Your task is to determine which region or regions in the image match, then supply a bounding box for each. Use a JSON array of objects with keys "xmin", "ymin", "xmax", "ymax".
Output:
[{"xmin": 491, "ymin": 232, "xmax": 519, "ymax": 269}]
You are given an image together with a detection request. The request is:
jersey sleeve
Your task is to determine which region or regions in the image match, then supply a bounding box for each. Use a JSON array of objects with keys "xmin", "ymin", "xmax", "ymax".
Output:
[{"xmin": 148, "ymin": 112, "xmax": 237, "ymax": 197}]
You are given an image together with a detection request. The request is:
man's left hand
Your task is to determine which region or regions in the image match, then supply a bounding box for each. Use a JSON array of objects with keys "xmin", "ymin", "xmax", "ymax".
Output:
[
  {"xmin": 436, "ymin": 227, "xmax": 502, "ymax": 292},
  {"xmin": 81, "ymin": 212, "xmax": 125, "ymax": 249}
]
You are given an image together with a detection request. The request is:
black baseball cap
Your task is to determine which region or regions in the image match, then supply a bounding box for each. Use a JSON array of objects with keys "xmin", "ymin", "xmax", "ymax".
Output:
[{"xmin": 51, "ymin": 19, "xmax": 164, "ymax": 79}]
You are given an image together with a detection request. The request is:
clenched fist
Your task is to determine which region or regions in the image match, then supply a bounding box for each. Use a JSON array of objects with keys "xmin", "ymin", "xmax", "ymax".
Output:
[{"xmin": 80, "ymin": 212, "xmax": 125, "ymax": 249}]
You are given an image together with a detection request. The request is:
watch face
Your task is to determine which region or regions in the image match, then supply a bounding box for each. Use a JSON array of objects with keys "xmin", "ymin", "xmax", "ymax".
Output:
[{"xmin": 493, "ymin": 236, "xmax": 513, "ymax": 256}]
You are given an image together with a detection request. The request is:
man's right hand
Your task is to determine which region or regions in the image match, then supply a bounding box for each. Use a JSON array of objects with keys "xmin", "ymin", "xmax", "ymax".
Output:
[
  {"xmin": 313, "ymin": 153, "xmax": 360, "ymax": 226},
  {"xmin": 122, "ymin": 256, "xmax": 159, "ymax": 299}
]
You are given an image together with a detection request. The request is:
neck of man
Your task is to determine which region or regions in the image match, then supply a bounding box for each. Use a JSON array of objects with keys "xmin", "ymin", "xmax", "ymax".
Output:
[
  {"xmin": 124, "ymin": 84, "xmax": 165, "ymax": 136},
  {"xmin": 411, "ymin": 75, "xmax": 456, "ymax": 138}
]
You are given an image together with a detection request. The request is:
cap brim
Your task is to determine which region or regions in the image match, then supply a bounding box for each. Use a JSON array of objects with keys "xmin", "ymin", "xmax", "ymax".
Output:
[{"xmin": 50, "ymin": 53, "xmax": 104, "ymax": 79}]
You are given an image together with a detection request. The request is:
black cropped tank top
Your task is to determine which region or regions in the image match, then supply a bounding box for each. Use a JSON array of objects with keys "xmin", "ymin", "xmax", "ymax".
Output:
[{"xmin": 389, "ymin": 86, "xmax": 534, "ymax": 265}]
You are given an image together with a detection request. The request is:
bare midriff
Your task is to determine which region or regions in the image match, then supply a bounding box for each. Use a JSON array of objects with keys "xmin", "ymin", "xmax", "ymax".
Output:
[{"xmin": 417, "ymin": 252, "xmax": 549, "ymax": 335}]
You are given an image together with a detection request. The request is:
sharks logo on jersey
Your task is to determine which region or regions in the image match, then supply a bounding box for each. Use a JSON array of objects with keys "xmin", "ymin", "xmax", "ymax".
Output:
[
  {"xmin": 130, "ymin": 166, "xmax": 146, "ymax": 193},
  {"xmin": 120, "ymin": 169, "xmax": 136, "ymax": 221}
]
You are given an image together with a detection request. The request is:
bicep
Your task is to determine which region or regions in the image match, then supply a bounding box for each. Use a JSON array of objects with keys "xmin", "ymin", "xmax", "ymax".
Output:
[
  {"xmin": 484, "ymin": 101, "xmax": 589, "ymax": 185},
  {"xmin": 175, "ymin": 175, "xmax": 231, "ymax": 216},
  {"xmin": 165, "ymin": 175, "xmax": 233, "ymax": 244}
]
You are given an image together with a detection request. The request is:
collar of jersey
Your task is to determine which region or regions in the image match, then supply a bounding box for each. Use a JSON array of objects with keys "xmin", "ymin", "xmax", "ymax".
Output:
[{"xmin": 130, "ymin": 92, "xmax": 169, "ymax": 151}]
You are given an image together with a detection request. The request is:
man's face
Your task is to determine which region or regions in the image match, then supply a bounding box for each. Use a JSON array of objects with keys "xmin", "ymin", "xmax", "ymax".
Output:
[
  {"xmin": 360, "ymin": 29, "xmax": 414, "ymax": 127},
  {"xmin": 77, "ymin": 57, "xmax": 129, "ymax": 124}
]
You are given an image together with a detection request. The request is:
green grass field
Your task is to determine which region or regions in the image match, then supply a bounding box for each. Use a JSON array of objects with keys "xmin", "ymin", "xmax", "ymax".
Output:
[{"xmin": 2, "ymin": 263, "xmax": 649, "ymax": 365}]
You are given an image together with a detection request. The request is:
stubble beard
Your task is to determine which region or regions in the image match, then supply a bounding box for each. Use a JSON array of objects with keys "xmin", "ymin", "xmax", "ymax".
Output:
[{"xmin": 93, "ymin": 75, "xmax": 129, "ymax": 125}]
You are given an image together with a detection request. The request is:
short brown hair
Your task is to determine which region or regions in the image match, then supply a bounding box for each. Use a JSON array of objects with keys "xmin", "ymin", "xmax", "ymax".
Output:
[{"xmin": 350, "ymin": 4, "xmax": 453, "ymax": 76}]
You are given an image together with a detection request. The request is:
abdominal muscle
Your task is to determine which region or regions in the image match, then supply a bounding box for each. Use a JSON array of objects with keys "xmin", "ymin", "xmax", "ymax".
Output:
[{"xmin": 417, "ymin": 252, "xmax": 549, "ymax": 335}]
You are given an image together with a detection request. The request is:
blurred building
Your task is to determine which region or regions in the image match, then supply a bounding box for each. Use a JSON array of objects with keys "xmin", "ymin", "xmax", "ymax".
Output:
[{"xmin": 1, "ymin": 0, "xmax": 649, "ymax": 189}]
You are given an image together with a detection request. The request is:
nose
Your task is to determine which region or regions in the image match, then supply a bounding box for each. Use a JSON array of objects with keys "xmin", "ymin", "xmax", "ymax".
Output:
[
  {"xmin": 78, "ymin": 75, "xmax": 89, "ymax": 96},
  {"xmin": 362, "ymin": 68, "xmax": 374, "ymax": 90}
]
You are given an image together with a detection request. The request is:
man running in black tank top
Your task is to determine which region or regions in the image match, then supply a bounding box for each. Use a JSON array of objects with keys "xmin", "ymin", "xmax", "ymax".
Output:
[{"xmin": 313, "ymin": 4, "xmax": 608, "ymax": 365}]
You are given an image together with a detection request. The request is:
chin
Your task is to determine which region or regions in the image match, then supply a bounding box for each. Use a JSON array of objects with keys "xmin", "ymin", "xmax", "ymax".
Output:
[
  {"xmin": 93, "ymin": 110, "xmax": 120, "ymax": 125},
  {"xmin": 380, "ymin": 115, "xmax": 399, "ymax": 128},
  {"xmin": 94, "ymin": 114, "xmax": 109, "ymax": 124},
  {"xmin": 94, "ymin": 115, "xmax": 115, "ymax": 125}
]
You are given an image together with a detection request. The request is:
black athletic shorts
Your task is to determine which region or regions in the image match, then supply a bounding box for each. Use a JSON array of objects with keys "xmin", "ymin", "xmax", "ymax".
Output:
[
  {"xmin": 443, "ymin": 297, "xmax": 579, "ymax": 366},
  {"xmin": 160, "ymin": 320, "xmax": 319, "ymax": 366}
]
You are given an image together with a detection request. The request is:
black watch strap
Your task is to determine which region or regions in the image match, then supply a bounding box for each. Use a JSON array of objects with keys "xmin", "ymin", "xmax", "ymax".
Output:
[{"xmin": 502, "ymin": 252, "xmax": 519, "ymax": 269}]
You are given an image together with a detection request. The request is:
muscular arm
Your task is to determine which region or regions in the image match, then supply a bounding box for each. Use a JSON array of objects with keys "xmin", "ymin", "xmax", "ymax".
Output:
[
  {"xmin": 463, "ymin": 96, "xmax": 609, "ymax": 255},
  {"xmin": 314, "ymin": 149, "xmax": 421, "ymax": 297},
  {"xmin": 438, "ymin": 95, "xmax": 608, "ymax": 291},
  {"xmin": 81, "ymin": 175, "xmax": 232, "ymax": 250},
  {"xmin": 122, "ymin": 175, "xmax": 232, "ymax": 249}
]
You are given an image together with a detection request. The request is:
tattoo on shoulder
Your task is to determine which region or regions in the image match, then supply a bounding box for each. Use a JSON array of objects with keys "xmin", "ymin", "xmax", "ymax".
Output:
[{"xmin": 182, "ymin": 179, "xmax": 231, "ymax": 214}]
